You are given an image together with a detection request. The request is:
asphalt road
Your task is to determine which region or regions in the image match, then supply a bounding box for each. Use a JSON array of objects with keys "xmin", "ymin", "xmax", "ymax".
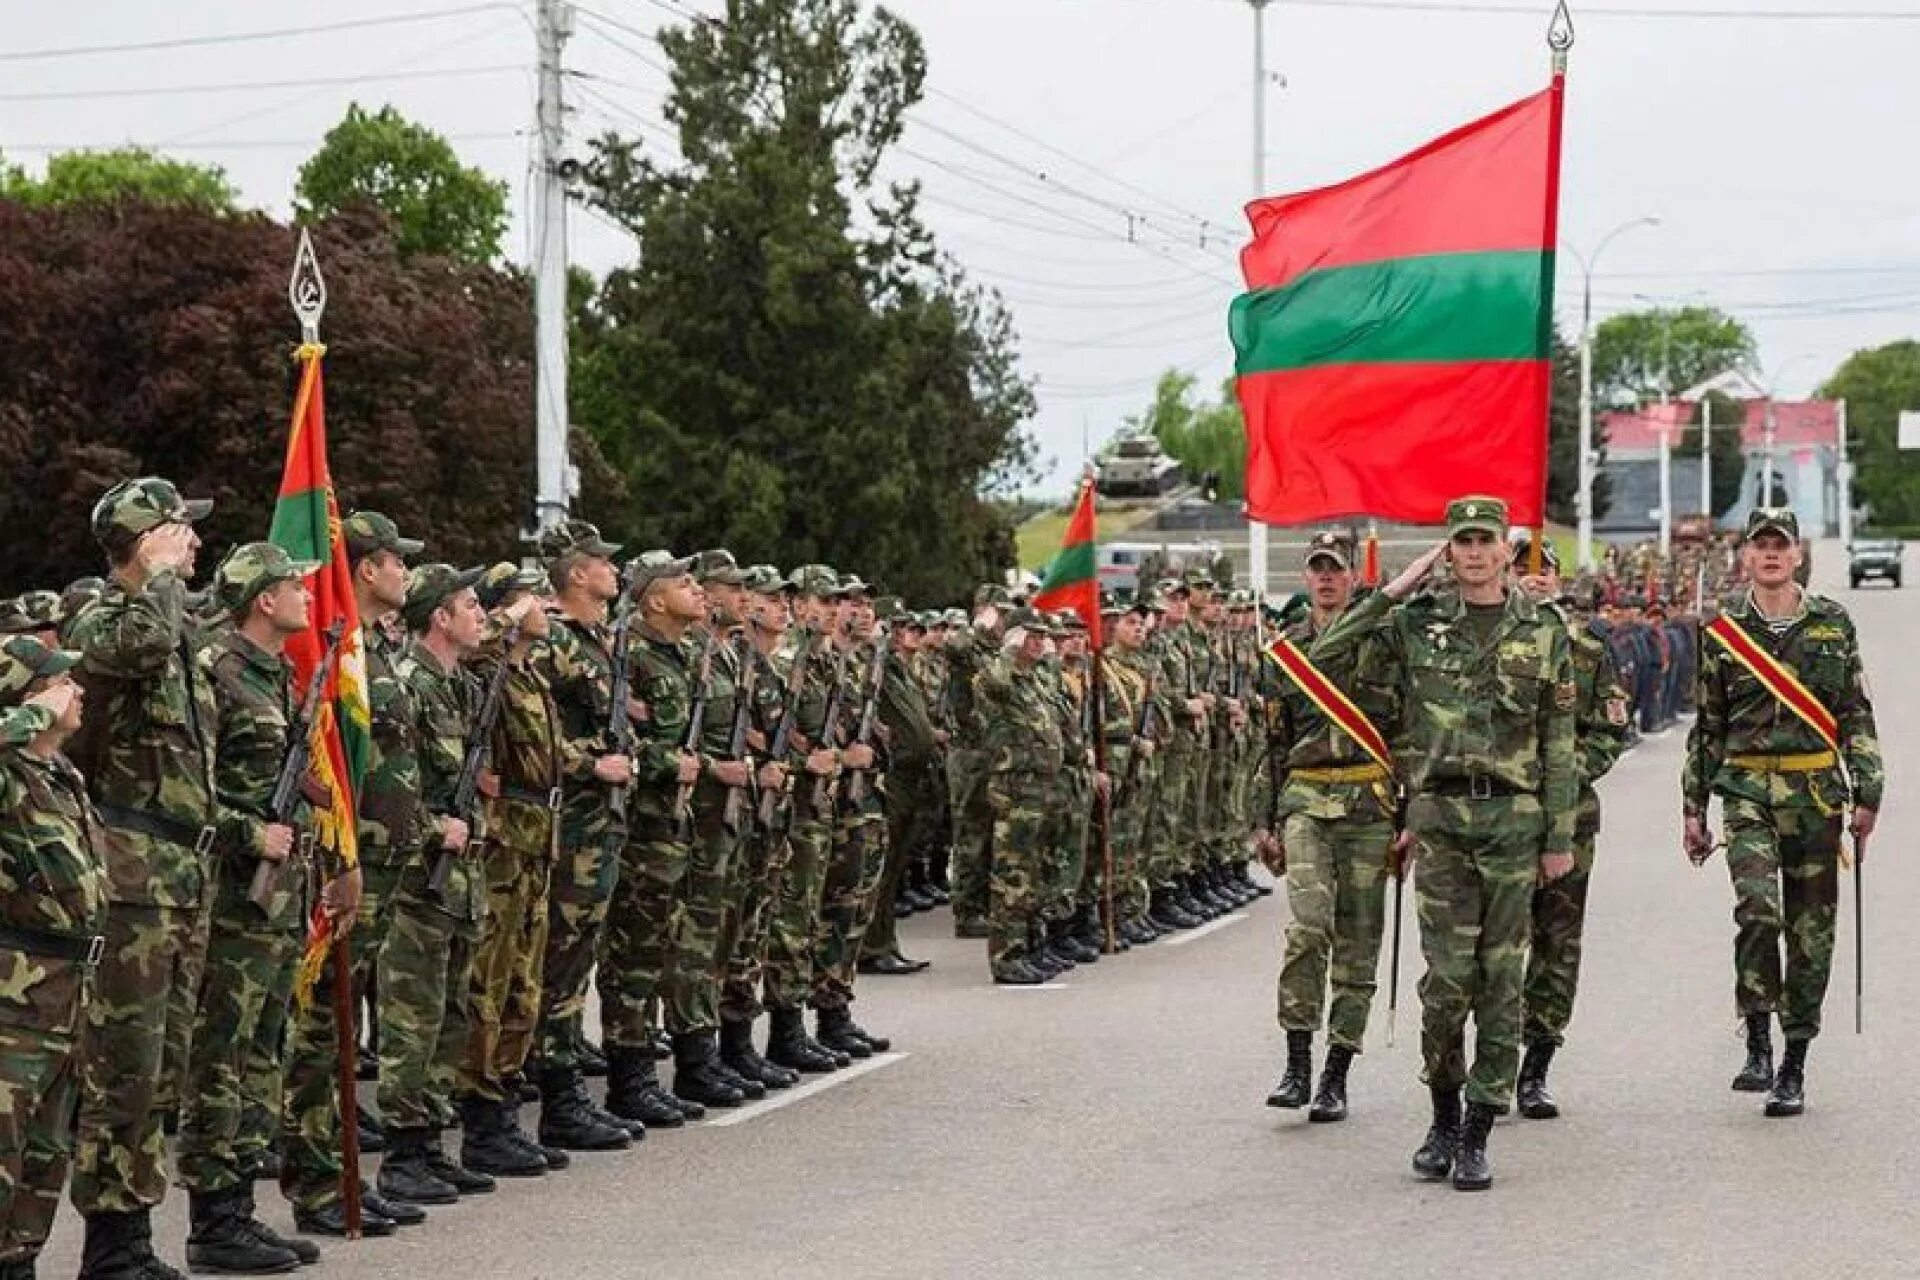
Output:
[{"xmin": 39, "ymin": 542, "xmax": 1919, "ymax": 1279}]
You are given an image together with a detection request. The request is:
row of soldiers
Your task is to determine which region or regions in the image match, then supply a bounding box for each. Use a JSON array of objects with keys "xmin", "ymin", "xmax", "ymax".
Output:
[{"xmin": 0, "ymin": 476, "xmax": 1013, "ymax": 1278}]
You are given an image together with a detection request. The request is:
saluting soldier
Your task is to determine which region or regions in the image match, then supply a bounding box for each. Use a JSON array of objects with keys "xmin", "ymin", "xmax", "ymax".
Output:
[
  {"xmin": 0, "ymin": 637, "xmax": 107, "ymax": 1280},
  {"xmin": 1320, "ymin": 497, "xmax": 1578, "ymax": 1192},
  {"xmin": 944, "ymin": 587, "xmax": 1009, "ymax": 939},
  {"xmin": 1684, "ymin": 508, "xmax": 1882, "ymax": 1118}
]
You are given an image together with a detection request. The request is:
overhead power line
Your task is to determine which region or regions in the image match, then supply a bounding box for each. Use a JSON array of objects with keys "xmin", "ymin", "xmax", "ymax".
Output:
[
  {"xmin": 0, "ymin": 132, "xmax": 523, "ymax": 153},
  {"xmin": 0, "ymin": 4, "xmax": 520, "ymax": 63},
  {"xmin": 0, "ymin": 65, "xmax": 523, "ymax": 103},
  {"xmin": 1274, "ymin": 0, "xmax": 1920, "ymax": 20}
]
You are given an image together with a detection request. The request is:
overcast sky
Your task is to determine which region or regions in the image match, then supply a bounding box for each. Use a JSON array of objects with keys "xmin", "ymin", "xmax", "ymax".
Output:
[{"xmin": 7, "ymin": 0, "xmax": 1919, "ymax": 493}]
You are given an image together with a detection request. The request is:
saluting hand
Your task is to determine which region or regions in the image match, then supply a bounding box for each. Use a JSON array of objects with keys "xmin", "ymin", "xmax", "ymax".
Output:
[{"xmin": 1385, "ymin": 541, "xmax": 1447, "ymax": 601}]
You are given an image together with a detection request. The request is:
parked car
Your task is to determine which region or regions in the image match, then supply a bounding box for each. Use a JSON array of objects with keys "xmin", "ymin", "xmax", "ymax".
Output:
[{"xmin": 1849, "ymin": 537, "xmax": 1903, "ymax": 589}]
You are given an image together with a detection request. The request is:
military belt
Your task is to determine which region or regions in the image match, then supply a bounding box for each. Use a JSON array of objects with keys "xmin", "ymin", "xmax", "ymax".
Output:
[
  {"xmin": 499, "ymin": 785, "xmax": 565, "ymax": 812},
  {"xmin": 1427, "ymin": 774, "xmax": 1526, "ymax": 801},
  {"xmin": 1726, "ymin": 752, "xmax": 1838, "ymax": 773},
  {"xmin": 1291, "ymin": 763, "xmax": 1391, "ymax": 785},
  {"xmin": 0, "ymin": 923, "xmax": 107, "ymax": 968},
  {"xmin": 94, "ymin": 801, "xmax": 217, "ymax": 856}
]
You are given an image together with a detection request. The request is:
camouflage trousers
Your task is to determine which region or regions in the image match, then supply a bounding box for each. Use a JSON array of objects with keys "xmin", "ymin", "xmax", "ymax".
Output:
[
  {"xmin": 1409, "ymin": 793, "xmax": 1542, "ymax": 1112},
  {"xmin": 376, "ymin": 872, "xmax": 480, "ymax": 1132},
  {"xmin": 177, "ymin": 905, "xmax": 299, "ymax": 1195},
  {"xmin": 866, "ymin": 763, "xmax": 942, "ymax": 958},
  {"xmin": 600, "ymin": 798, "xmax": 732, "ymax": 1046},
  {"xmin": 1522, "ymin": 813, "xmax": 1600, "ymax": 1049},
  {"xmin": 156, "ymin": 907, "xmax": 211, "ymax": 1125},
  {"xmin": 720, "ymin": 822, "xmax": 795, "ymax": 1025},
  {"xmin": 534, "ymin": 831, "xmax": 620, "ymax": 1073},
  {"xmin": 810, "ymin": 801, "xmax": 888, "ymax": 1013},
  {"xmin": 1145, "ymin": 744, "xmax": 1193, "ymax": 888},
  {"xmin": 763, "ymin": 790, "xmax": 833, "ymax": 1013},
  {"xmin": 281, "ymin": 856, "xmax": 403, "ymax": 1212},
  {"xmin": 1276, "ymin": 804, "xmax": 1393, "ymax": 1051},
  {"xmin": 1093, "ymin": 743, "xmax": 1149, "ymax": 925},
  {"xmin": 0, "ymin": 957, "xmax": 86, "ymax": 1265},
  {"xmin": 1040, "ymin": 768, "xmax": 1090, "ymax": 926},
  {"xmin": 986, "ymin": 772, "xmax": 1054, "ymax": 973},
  {"xmin": 1724, "ymin": 791, "xmax": 1843, "ymax": 1043},
  {"xmin": 1219, "ymin": 730, "xmax": 1257, "ymax": 866},
  {"xmin": 71, "ymin": 901, "xmax": 205, "ymax": 1216},
  {"xmin": 458, "ymin": 832, "xmax": 553, "ymax": 1103},
  {"xmin": 947, "ymin": 748, "xmax": 993, "ymax": 925}
]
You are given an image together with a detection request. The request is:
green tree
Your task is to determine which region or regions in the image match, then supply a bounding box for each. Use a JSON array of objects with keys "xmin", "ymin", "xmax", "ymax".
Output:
[
  {"xmin": 1545, "ymin": 327, "xmax": 1609, "ymax": 525},
  {"xmin": 0, "ymin": 146, "xmax": 236, "ymax": 211},
  {"xmin": 294, "ymin": 104, "xmax": 509, "ymax": 264},
  {"xmin": 1674, "ymin": 389, "xmax": 1745, "ymax": 518},
  {"xmin": 572, "ymin": 0, "xmax": 1033, "ymax": 602},
  {"xmin": 1591, "ymin": 305, "xmax": 1755, "ymax": 408},
  {"xmin": 1820, "ymin": 340, "xmax": 1920, "ymax": 527},
  {"xmin": 1127, "ymin": 370, "xmax": 1243, "ymax": 501}
]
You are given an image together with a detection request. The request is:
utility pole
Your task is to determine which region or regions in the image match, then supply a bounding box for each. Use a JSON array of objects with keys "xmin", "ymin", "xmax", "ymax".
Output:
[
  {"xmin": 1573, "ymin": 216, "xmax": 1659, "ymax": 571},
  {"xmin": 1656, "ymin": 314, "xmax": 1671, "ymax": 557},
  {"xmin": 1838, "ymin": 398, "xmax": 1853, "ymax": 545},
  {"xmin": 533, "ymin": 0, "xmax": 576, "ymax": 534},
  {"xmin": 1245, "ymin": 0, "xmax": 1270, "ymax": 603},
  {"xmin": 1699, "ymin": 394, "xmax": 1712, "ymax": 523}
]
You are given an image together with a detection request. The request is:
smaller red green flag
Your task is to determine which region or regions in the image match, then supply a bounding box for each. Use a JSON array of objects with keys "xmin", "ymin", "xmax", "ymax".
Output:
[{"xmin": 1033, "ymin": 477, "xmax": 1101, "ymax": 649}]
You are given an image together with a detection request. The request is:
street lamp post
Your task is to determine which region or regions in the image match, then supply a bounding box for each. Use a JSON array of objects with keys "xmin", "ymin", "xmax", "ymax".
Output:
[{"xmin": 1570, "ymin": 216, "xmax": 1660, "ymax": 572}]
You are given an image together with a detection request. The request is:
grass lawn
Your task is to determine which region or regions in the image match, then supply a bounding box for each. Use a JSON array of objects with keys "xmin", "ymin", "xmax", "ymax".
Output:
[{"xmin": 1015, "ymin": 504, "xmax": 1158, "ymax": 570}]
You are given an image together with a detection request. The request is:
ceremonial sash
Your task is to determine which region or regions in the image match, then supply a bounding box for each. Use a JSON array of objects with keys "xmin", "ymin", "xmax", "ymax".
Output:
[
  {"xmin": 1704, "ymin": 614, "xmax": 1840, "ymax": 753},
  {"xmin": 1265, "ymin": 636, "xmax": 1393, "ymax": 772}
]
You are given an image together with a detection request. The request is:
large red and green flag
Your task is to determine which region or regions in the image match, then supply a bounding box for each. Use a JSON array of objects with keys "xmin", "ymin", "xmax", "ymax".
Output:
[
  {"xmin": 1230, "ymin": 77, "xmax": 1566, "ymax": 527},
  {"xmin": 269, "ymin": 343, "xmax": 370, "ymax": 999},
  {"xmin": 1033, "ymin": 475, "xmax": 1102, "ymax": 649}
]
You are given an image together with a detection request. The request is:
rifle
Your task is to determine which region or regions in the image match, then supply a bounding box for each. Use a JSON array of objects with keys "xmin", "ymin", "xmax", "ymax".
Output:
[
  {"xmin": 757, "ymin": 627, "xmax": 814, "ymax": 828},
  {"xmin": 605, "ymin": 569, "xmax": 637, "ymax": 833},
  {"xmin": 1116, "ymin": 666, "xmax": 1158, "ymax": 808},
  {"xmin": 842, "ymin": 634, "xmax": 889, "ymax": 808},
  {"xmin": 672, "ymin": 631, "xmax": 719, "ymax": 841},
  {"xmin": 428, "ymin": 618, "xmax": 523, "ymax": 903},
  {"xmin": 251, "ymin": 620, "xmax": 346, "ymax": 910},
  {"xmin": 815, "ymin": 646, "xmax": 851, "ymax": 805},
  {"xmin": 720, "ymin": 633, "xmax": 760, "ymax": 836}
]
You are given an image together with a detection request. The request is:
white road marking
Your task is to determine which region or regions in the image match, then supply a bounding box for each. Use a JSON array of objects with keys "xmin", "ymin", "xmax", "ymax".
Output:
[
  {"xmin": 996, "ymin": 982, "xmax": 1074, "ymax": 991},
  {"xmin": 703, "ymin": 1052, "xmax": 908, "ymax": 1127},
  {"xmin": 1163, "ymin": 912, "xmax": 1252, "ymax": 947}
]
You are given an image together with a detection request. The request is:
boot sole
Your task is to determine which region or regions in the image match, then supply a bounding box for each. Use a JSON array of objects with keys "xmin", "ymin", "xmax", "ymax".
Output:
[
  {"xmin": 1519, "ymin": 1105, "xmax": 1560, "ymax": 1120},
  {"xmin": 186, "ymin": 1257, "xmax": 301, "ymax": 1275},
  {"xmin": 1265, "ymin": 1095, "xmax": 1308, "ymax": 1110},
  {"xmin": 1763, "ymin": 1101, "xmax": 1804, "ymax": 1118},
  {"xmin": 1412, "ymin": 1160, "xmax": 1453, "ymax": 1181},
  {"xmin": 1452, "ymin": 1176, "xmax": 1493, "ymax": 1192},
  {"xmin": 1308, "ymin": 1108, "xmax": 1347, "ymax": 1123},
  {"xmin": 376, "ymin": 1185, "xmax": 459, "ymax": 1207},
  {"xmin": 1732, "ymin": 1077, "xmax": 1772, "ymax": 1093}
]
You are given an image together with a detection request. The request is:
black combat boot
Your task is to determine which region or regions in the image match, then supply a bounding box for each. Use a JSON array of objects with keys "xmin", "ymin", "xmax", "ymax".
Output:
[
  {"xmin": 1054, "ymin": 920, "xmax": 1100, "ymax": 965},
  {"xmin": 1517, "ymin": 1042, "xmax": 1559, "ymax": 1120},
  {"xmin": 707, "ymin": 1048, "xmax": 768, "ymax": 1102},
  {"xmin": 80, "ymin": 1210, "xmax": 160, "ymax": 1280},
  {"xmin": 1733, "ymin": 1012, "xmax": 1774, "ymax": 1092},
  {"xmin": 1309, "ymin": 1045, "xmax": 1353, "ymax": 1123},
  {"xmin": 1266, "ymin": 1030, "xmax": 1313, "ymax": 1109},
  {"xmin": 355, "ymin": 1109, "xmax": 385, "ymax": 1154},
  {"xmin": 1125, "ymin": 916, "xmax": 1161, "ymax": 946},
  {"xmin": 814, "ymin": 1006, "xmax": 874, "ymax": 1059},
  {"xmin": 291, "ymin": 1195, "xmax": 398, "ymax": 1240},
  {"xmin": 362, "ymin": 1185, "xmax": 425, "ymax": 1226},
  {"xmin": 766, "ymin": 1008, "xmax": 841, "ymax": 1075},
  {"xmin": 234, "ymin": 1186, "xmax": 318, "ymax": 1266},
  {"xmin": 578, "ymin": 1038, "xmax": 609, "ymax": 1078},
  {"xmin": 605, "ymin": 1044, "xmax": 689, "ymax": 1127},
  {"xmin": 1452, "ymin": 1102, "xmax": 1497, "ymax": 1191},
  {"xmin": 672, "ymin": 1031, "xmax": 747, "ymax": 1109},
  {"xmin": 842, "ymin": 1011, "xmax": 891, "ymax": 1053},
  {"xmin": 374, "ymin": 1127, "xmax": 459, "ymax": 1207},
  {"xmin": 1148, "ymin": 890, "xmax": 1194, "ymax": 932},
  {"xmin": 538, "ymin": 1062, "xmax": 633, "ymax": 1151},
  {"xmin": 1411, "ymin": 1087, "xmax": 1462, "ymax": 1181},
  {"xmin": 458, "ymin": 1096, "xmax": 546, "ymax": 1179},
  {"xmin": 721, "ymin": 1019, "xmax": 798, "ymax": 1091},
  {"xmin": 993, "ymin": 957, "xmax": 1049, "ymax": 985},
  {"xmin": 186, "ymin": 1189, "xmax": 301, "ymax": 1275},
  {"xmin": 1765, "ymin": 1040, "xmax": 1808, "ymax": 1118},
  {"xmin": 420, "ymin": 1130, "xmax": 496, "ymax": 1196}
]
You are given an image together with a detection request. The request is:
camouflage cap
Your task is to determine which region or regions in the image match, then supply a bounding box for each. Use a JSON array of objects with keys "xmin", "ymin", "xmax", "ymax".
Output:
[
  {"xmin": 343, "ymin": 511, "xmax": 425, "ymax": 561},
  {"xmin": 918, "ymin": 610, "xmax": 945, "ymax": 629},
  {"xmin": 942, "ymin": 608, "xmax": 967, "ymax": 628},
  {"xmin": 1004, "ymin": 606, "xmax": 1057, "ymax": 636},
  {"xmin": 973, "ymin": 583, "xmax": 1013, "ymax": 610},
  {"xmin": 1155, "ymin": 576, "xmax": 1190, "ymax": 599},
  {"xmin": 59, "ymin": 578, "xmax": 105, "ymax": 625},
  {"xmin": 835, "ymin": 574, "xmax": 872, "ymax": 599},
  {"xmin": 1744, "ymin": 506, "xmax": 1800, "ymax": 542},
  {"xmin": 0, "ymin": 635, "xmax": 80, "ymax": 707},
  {"xmin": 213, "ymin": 542, "xmax": 320, "ymax": 617},
  {"xmin": 1099, "ymin": 592, "xmax": 1126, "ymax": 618},
  {"xmin": 477, "ymin": 560, "xmax": 549, "ymax": 611},
  {"xmin": 694, "ymin": 548, "xmax": 749, "ymax": 586},
  {"xmin": 1304, "ymin": 530, "xmax": 1352, "ymax": 570},
  {"xmin": 1183, "ymin": 566, "xmax": 1217, "ymax": 590},
  {"xmin": 1227, "ymin": 589, "xmax": 1256, "ymax": 609},
  {"xmin": 1053, "ymin": 609, "xmax": 1088, "ymax": 634},
  {"xmin": 1446, "ymin": 495, "xmax": 1509, "ymax": 538},
  {"xmin": 0, "ymin": 591, "xmax": 65, "ymax": 635},
  {"xmin": 403, "ymin": 563, "xmax": 485, "ymax": 631},
  {"xmin": 788, "ymin": 564, "xmax": 840, "ymax": 598},
  {"xmin": 629, "ymin": 550, "xmax": 696, "ymax": 596},
  {"xmin": 91, "ymin": 477, "xmax": 212, "ymax": 549},
  {"xmin": 1509, "ymin": 532, "xmax": 1562, "ymax": 574},
  {"xmin": 536, "ymin": 519, "xmax": 621, "ymax": 562},
  {"xmin": 741, "ymin": 564, "xmax": 787, "ymax": 594},
  {"xmin": 873, "ymin": 595, "xmax": 910, "ymax": 622}
]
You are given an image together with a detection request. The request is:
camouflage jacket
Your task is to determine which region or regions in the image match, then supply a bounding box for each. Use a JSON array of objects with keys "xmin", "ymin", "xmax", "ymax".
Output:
[
  {"xmin": 357, "ymin": 621, "xmax": 422, "ymax": 866},
  {"xmin": 1558, "ymin": 607, "xmax": 1631, "ymax": 822},
  {"xmin": 975, "ymin": 654, "xmax": 1065, "ymax": 778},
  {"xmin": 1101, "ymin": 649, "xmax": 1149, "ymax": 744},
  {"xmin": 628, "ymin": 622, "xmax": 696, "ymax": 818},
  {"xmin": 475, "ymin": 637, "xmax": 567, "ymax": 858},
  {"xmin": 879, "ymin": 648, "xmax": 939, "ymax": 773},
  {"xmin": 941, "ymin": 626, "xmax": 997, "ymax": 752},
  {"xmin": 776, "ymin": 628, "xmax": 842, "ymax": 820},
  {"xmin": 67, "ymin": 569, "xmax": 218, "ymax": 908},
  {"xmin": 693, "ymin": 627, "xmax": 748, "ymax": 761},
  {"xmin": 1323, "ymin": 587, "xmax": 1580, "ymax": 851},
  {"xmin": 914, "ymin": 649, "xmax": 953, "ymax": 736},
  {"xmin": 199, "ymin": 630, "xmax": 306, "ymax": 926},
  {"xmin": 540, "ymin": 614, "xmax": 623, "ymax": 847},
  {"xmin": 1684, "ymin": 589, "xmax": 1883, "ymax": 815},
  {"xmin": 0, "ymin": 706, "xmax": 109, "ymax": 1031},
  {"xmin": 1157, "ymin": 622, "xmax": 1206, "ymax": 741},
  {"xmin": 397, "ymin": 645, "xmax": 482, "ymax": 920},
  {"xmin": 1052, "ymin": 661, "xmax": 1092, "ymax": 775},
  {"xmin": 1266, "ymin": 608, "xmax": 1400, "ymax": 775}
]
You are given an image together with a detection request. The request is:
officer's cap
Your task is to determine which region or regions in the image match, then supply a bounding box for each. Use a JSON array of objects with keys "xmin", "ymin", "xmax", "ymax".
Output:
[
  {"xmin": 213, "ymin": 542, "xmax": 320, "ymax": 618},
  {"xmin": 1446, "ymin": 496, "xmax": 1509, "ymax": 539},
  {"xmin": 91, "ymin": 477, "xmax": 212, "ymax": 550},
  {"xmin": 0, "ymin": 635, "xmax": 81, "ymax": 707}
]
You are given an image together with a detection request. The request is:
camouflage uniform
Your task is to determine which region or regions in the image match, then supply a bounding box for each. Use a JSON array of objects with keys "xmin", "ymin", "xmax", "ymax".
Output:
[
  {"xmin": 0, "ymin": 641, "xmax": 108, "ymax": 1271},
  {"xmin": 1101, "ymin": 640, "xmax": 1155, "ymax": 927},
  {"xmin": 1684, "ymin": 583, "xmax": 1882, "ymax": 1043},
  {"xmin": 810, "ymin": 632, "xmax": 890, "ymax": 1016},
  {"xmin": 1042, "ymin": 655, "xmax": 1092, "ymax": 932},
  {"xmin": 1144, "ymin": 599, "xmax": 1199, "ymax": 900},
  {"xmin": 718, "ymin": 624, "xmax": 798, "ymax": 1027},
  {"xmin": 943, "ymin": 602, "xmax": 1000, "ymax": 930},
  {"xmin": 867, "ymin": 622, "xmax": 941, "ymax": 960},
  {"xmin": 975, "ymin": 628, "xmax": 1066, "ymax": 976},
  {"xmin": 760, "ymin": 616, "xmax": 838, "ymax": 1018},
  {"xmin": 67, "ymin": 481, "xmax": 220, "ymax": 1226}
]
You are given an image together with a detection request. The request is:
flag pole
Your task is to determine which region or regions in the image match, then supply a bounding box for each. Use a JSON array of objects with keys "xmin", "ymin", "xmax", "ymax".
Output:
[
  {"xmin": 1086, "ymin": 471, "xmax": 1119, "ymax": 954},
  {"xmin": 290, "ymin": 229, "xmax": 363, "ymax": 1239},
  {"xmin": 1535, "ymin": 1, "xmax": 1574, "ymax": 575}
]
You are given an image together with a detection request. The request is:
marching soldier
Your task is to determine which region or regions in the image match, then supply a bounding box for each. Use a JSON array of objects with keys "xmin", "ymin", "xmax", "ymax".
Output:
[
  {"xmin": 1512, "ymin": 542, "xmax": 1630, "ymax": 1120},
  {"xmin": 1320, "ymin": 497, "xmax": 1577, "ymax": 1191},
  {"xmin": 0, "ymin": 637, "xmax": 106, "ymax": 1280},
  {"xmin": 1683, "ymin": 508, "xmax": 1882, "ymax": 1118},
  {"xmin": 177, "ymin": 544, "xmax": 322, "ymax": 1274},
  {"xmin": 66, "ymin": 478, "xmax": 219, "ymax": 1280},
  {"xmin": 1262, "ymin": 532, "xmax": 1400, "ymax": 1125}
]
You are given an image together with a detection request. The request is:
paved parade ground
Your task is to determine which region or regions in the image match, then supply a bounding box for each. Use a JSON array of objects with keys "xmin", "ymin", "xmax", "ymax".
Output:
[{"xmin": 39, "ymin": 545, "xmax": 1919, "ymax": 1279}]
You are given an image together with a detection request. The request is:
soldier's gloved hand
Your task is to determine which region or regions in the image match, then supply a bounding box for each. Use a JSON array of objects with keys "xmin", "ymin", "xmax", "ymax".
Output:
[
  {"xmin": 1683, "ymin": 813, "xmax": 1714, "ymax": 866},
  {"xmin": 710, "ymin": 758, "xmax": 753, "ymax": 788},
  {"xmin": 593, "ymin": 754, "xmax": 633, "ymax": 784},
  {"xmin": 441, "ymin": 817, "xmax": 471, "ymax": 851},
  {"xmin": 804, "ymin": 748, "xmax": 839, "ymax": 777},
  {"xmin": 843, "ymin": 742, "xmax": 875, "ymax": 770},
  {"xmin": 1539, "ymin": 850, "xmax": 1575, "ymax": 884},
  {"xmin": 261, "ymin": 823, "xmax": 296, "ymax": 864}
]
